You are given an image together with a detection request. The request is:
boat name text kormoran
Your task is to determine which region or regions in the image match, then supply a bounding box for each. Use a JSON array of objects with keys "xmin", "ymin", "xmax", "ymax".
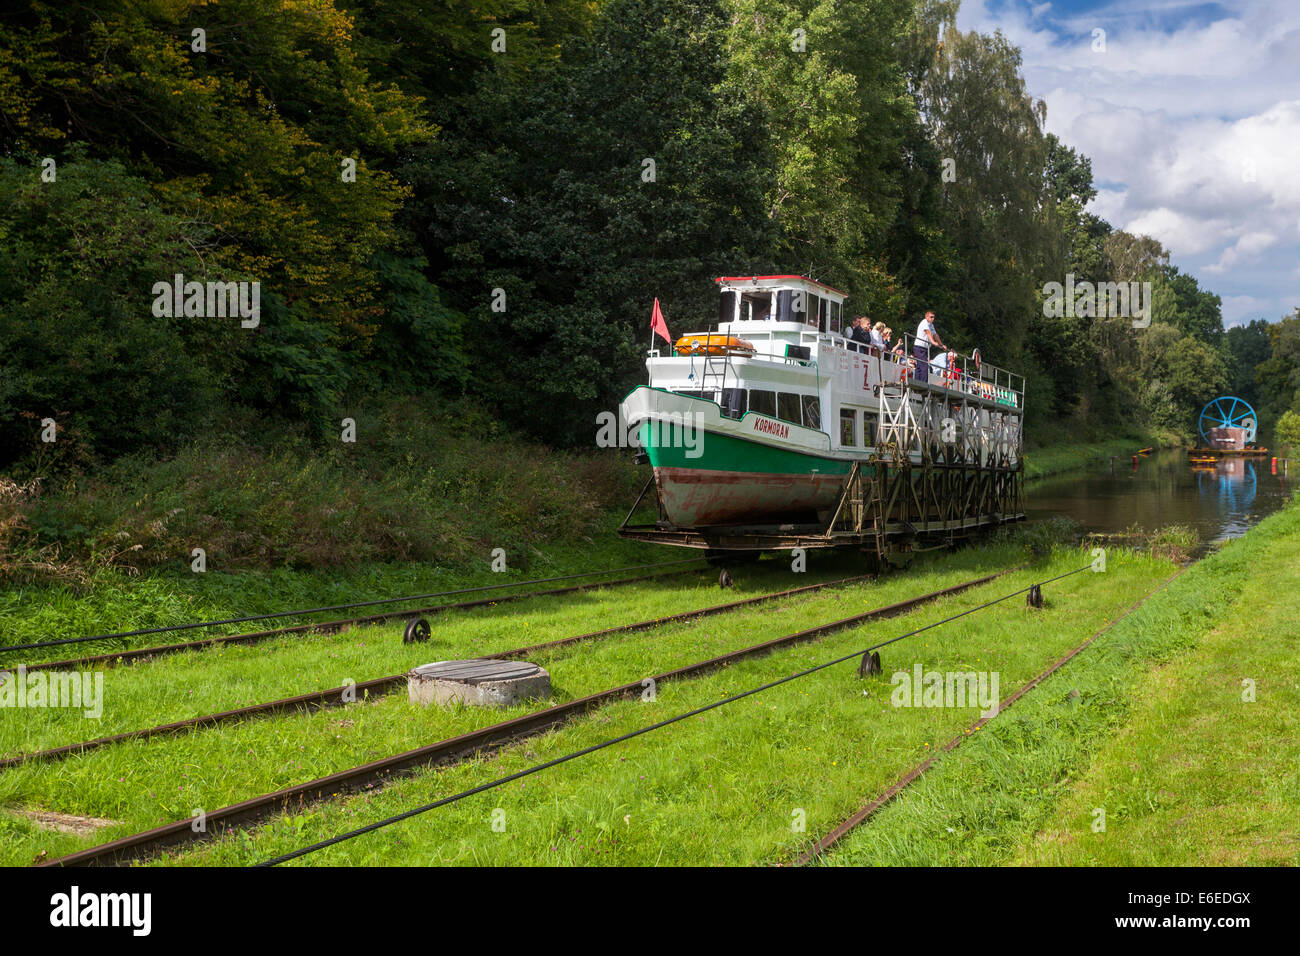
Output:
[{"xmin": 753, "ymin": 417, "xmax": 789, "ymax": 438}]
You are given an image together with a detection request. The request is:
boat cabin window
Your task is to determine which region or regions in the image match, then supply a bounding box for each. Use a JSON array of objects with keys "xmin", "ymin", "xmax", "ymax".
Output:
[
  {"xmin": 778, "ymin": 289, "xmax": 809, "ymax": 325},
  {"xmin": 740, "ymin": 292, "xmax": 771, "ymax": 322},
  {"xmin": 802, "ymin": 395, "xmax": 821, "ymax": 429},
  {"xmin": 720, "ymin": 387, "xmax": 747, "ymax": 420},
  {"xmin": 829, "ymin": 300, "xmax": 842, "ymax": 334},
  {"xmin": 863, "ymin": 412, "xmax": 879, "ymax": 445},
  {"xmin": 749, "ymin": 389, "xmax": 776, "ymax": 418},
  {"xmin": 719, "ymin": 290, "xmax": 737, "ymax": 325},
  {"xmin": 839, "ymin": 408, "xmax": 857, "ymax": 447},
  {"xmin": 777, "ymin": 392, "xmax": 802, "ymax": 425}
]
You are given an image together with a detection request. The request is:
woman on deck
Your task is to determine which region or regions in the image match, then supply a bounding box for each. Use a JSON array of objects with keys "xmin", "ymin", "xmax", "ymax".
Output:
[{"xmin": 883, "ymin": 326, "xmax": 903, "ymax": 355}]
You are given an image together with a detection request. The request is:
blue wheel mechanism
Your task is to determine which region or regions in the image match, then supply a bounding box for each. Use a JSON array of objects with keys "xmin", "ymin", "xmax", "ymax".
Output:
[{"xmin": 1198, "ymin": 396, "xmax": 1257, "ymax": 445}]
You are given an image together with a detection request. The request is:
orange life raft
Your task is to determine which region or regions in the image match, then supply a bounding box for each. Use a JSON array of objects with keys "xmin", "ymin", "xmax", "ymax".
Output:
[{"xmin": 673, "ymin": 334, "xmax": 756, "ymax": 356}]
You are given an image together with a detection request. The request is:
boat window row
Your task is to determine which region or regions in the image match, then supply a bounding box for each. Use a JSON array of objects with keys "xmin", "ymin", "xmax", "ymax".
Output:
[
  {"xmin": 724, "ymin": 388, "xmax": 820, "ymax": 429},
  {"xmin": 721, "ymin": 290, "xmax": 844, "ymax": 334},
  {"xmin": 670, "ymin": 388, "xmax": 882, "ymax": 445},
  {"xmin": 676, "ymin": 387, "xmax": 820, "ymax": 429}
]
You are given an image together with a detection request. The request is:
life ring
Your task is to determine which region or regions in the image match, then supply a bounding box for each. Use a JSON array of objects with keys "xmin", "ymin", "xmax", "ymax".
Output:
[{"xmin": 971, "ymin": 348, "xmax": 982, "ymax": 373}]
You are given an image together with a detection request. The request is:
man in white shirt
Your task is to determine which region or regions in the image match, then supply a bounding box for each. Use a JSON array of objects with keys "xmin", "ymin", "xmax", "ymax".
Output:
[{"xmin": 912, "ymin": 310, "xmax": 947, "ymax": 383}]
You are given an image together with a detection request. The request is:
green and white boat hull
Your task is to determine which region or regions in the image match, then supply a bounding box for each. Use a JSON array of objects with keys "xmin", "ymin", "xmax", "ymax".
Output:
[{"xmin": 621, "ymin": 386, "xmax": 855, "ymax": 527}]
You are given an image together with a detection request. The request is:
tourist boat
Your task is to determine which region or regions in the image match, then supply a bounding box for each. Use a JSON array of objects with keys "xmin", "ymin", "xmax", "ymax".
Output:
[{"xmin": 619, "ymin": 276, "xmax": 1026, "ymax": 545}]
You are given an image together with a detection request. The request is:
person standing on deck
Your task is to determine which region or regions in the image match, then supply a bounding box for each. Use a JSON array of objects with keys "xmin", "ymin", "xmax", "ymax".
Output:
[
  {"xmin": 913, "ymin": 310, "xmax": 946, "ymax": 383},
  {"xmin": 849, "ymin": 316, "xmax": 872, "ymax": 347}
]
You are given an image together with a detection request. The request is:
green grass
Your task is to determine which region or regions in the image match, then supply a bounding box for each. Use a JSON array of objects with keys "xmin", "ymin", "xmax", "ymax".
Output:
[
  {"xmin": 0, "ymin": 534, "xmax": 1174, "ymax": 866},
  {"xmin": 0, "ymin": 526, "xmax": 671, "ymax": 657},
  {"xmin": 820, "ymin": 492, "xmax": 1300, "ymax": 867},
  {"xmin": 1017, "ymin": 505, "xmax": 1300, "ymax": 865},
  {"xmin": 0, "ymin": 547, "xmax": 983, "ymax": 863},
  {"xmin": 1023, "ymin": 431, "xmax": 1179, "ymax": 482}
]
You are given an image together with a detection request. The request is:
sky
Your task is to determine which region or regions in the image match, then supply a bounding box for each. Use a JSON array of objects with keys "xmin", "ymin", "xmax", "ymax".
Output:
[{"xmin": 954, "ymin": 0, "xmax": 1300, "ymax": 327}]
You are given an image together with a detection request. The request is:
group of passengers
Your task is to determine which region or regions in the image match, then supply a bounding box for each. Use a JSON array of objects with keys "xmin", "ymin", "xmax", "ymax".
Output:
[
  {"xmin": 848, "ymin": 317, "xmax": 905, "ymax": 356},
  {"xmin": 848, "ymin": 310, "xmax": 962, "ymax": 387}
]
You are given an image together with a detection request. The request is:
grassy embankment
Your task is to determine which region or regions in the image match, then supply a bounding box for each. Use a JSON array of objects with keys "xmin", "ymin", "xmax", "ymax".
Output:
[
  {"xmin": 1, "ymin": 397, "xmax": 653, "ymax": 651},
  {"xmin": 0, "ymin": 402, "xmax": 1188, "ymax": 680},
  {"xmin": 1, "ymin": 390, "xmax": 1169, "ymax": 648},
  {"xmin": 1022, "ymin": 426, "xmax": 1182, "ymax": 482},
  {"xmin": 0, "ymin": 527, "xmax": 1177, "ymax": 866},
  {"xmin": 824, "ymin": 490, "xmax": 1300, "ymax": 866}
]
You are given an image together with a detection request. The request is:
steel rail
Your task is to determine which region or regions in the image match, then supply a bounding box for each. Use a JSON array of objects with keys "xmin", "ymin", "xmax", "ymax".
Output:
[
  {"xmin": 258, "ymin": 564, "xmax": 1075, "ymax": 866},
  {"xmin": 37, "ymin": 566, "xmax": 1017, "ymax": 866},
  {"xmin": 3, "ymin": 572, "xmax": 871, "ymax": 771},
  {"xmin": 11, "ymin": 568, "xmax": 700, "ymax": 675},
  {"xmin": 793, "ymin": 565, "xmax": 1191, "ymax": 865},
  {"xmin": 0, "ymin": 557, "xmax": 706, "ymax": 656}
]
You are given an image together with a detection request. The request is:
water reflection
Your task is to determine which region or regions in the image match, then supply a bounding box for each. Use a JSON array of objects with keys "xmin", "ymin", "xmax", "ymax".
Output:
[
  {"xmin": 1025, "ymin": 448, "xmax": 1291, "ymax": 547},
  {"xmin": 1192, "ymin": 458, "xmax": 1256, "ymax": 526}
]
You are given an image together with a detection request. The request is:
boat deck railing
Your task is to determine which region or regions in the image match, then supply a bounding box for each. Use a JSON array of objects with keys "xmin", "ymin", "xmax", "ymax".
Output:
[
  {"xmin": 649, "ymin": 326, "xmax": 1025, "ymax": 410},
  {"xmin": 865, "ymin": 330, "xmax": 1024, "ymax": 409}
]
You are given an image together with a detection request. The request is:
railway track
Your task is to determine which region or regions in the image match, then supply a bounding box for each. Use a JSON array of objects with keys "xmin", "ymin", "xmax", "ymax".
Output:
[
  {"xmin": 8, "ymin": 563, "xmax": 706, "ymax": 675},
  {"xmin": 792, "ymin": 565, "xmax": 1191, "ymax": 866},
  {"xmin": 2, "ymin": 572, "xmax": 872, "ymax": 771},
  {"xmin": 36, "ymin": 567, "xmax": 1016, "ymax": 867}
]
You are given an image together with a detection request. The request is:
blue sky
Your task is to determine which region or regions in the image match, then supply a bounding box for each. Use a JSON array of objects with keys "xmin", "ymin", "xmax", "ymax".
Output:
[{"xmin": 955, "ymin": 0, "xmax": 1300, "ymax": 326}]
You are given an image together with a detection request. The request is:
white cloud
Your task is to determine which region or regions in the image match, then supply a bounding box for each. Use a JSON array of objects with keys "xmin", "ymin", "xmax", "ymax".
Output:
[
  {"xmin": 1206, "ymin": 231, "xmax": 1279, "ymax": 274},
  {"xmin": 1123, "ymin": 207, "xmax": 1223, "ymax": 256},
  {"xmin": 956, "ymin": 0, "xmax": 1300, "ymax": 323}
]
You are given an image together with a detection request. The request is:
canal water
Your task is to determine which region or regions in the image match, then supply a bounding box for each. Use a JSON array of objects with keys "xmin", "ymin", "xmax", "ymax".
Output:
[{"xmin": 1024, "ymin": 448, "xmax": 1294, "ymax": 547}]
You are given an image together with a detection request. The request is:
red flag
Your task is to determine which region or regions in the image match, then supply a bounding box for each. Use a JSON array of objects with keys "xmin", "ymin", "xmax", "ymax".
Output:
[{"xmin": 650, "ymin": 298, "xmax": 673, "ymax": 345}]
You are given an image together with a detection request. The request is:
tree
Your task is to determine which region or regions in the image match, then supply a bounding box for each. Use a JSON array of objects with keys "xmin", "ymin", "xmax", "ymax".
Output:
[
  {"xmin": 1225, "ymin": 319, "xmax": 1272, "ymax": 407},
  {"xmin": 723, "ymin": 0, "xmax": 917, "ymax": 302},
  {"xmin": 347, "ymin": 0, "xmax": 597, "ymax": 106},
  {"xmin": 1162, "ymin": 267, "xmax": 1224, "ymax": 344},
  {"xmin": 0, "ymin": 156, "xmax": 227, "ymax": 466},
  {"xmin": 1029, "ymin": 134, "xmax": 1107, "ymax": 415},
  {"xmin": 0, "ymin": 0, "xmax": 436, "ymax": 417},
  {"xmin": 1134, "ymin": 324, "xmax": 1229, "ymax": 431},
  {"xmin": 1044, "ymin": 133, "xmax": 1097, "ymax": 207},
  {"xmin": 413, "ymin": 0, "xmax": 777, "ymax": 439},
  {"xmin": 906, "ymin": 17, "xmax": 1056, "ymax": 362},
  {"xmin": 1255, "ymin": 312, "xmax": 1300, "ymax": 426},
  {"xmin": 1105, "ymin": 231, "xmax": 1169, "ymax": 283},
  {"xmin": 1276, "ymin": 409, "xmax": 1300, "ymax": 458}
]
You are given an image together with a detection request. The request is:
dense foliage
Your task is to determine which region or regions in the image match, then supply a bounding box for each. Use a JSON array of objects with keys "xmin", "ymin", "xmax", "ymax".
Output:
[{"xmin": 1, "ymin": 0, "xmax": 1293, "ymax": 472}]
